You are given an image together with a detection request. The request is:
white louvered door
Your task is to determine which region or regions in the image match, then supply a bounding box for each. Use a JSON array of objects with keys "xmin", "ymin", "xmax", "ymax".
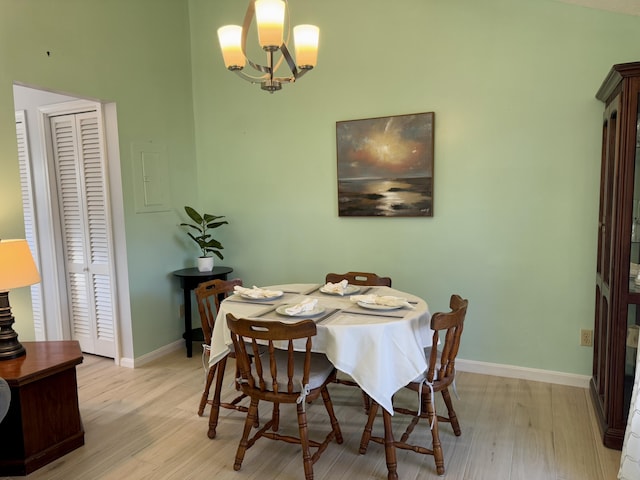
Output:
[
  {"xmin": 50, "ymin": 112, "xmax": 115, "ymax": 357},
  {"xmin": 15, "ymin": 111, "xmax": 44, "ymax": 339}
]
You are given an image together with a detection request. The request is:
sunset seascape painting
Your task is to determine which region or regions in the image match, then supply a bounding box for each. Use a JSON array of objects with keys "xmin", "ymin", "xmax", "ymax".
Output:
[{"xmin": 336, "ymin": 112, "xmax": 434, "ymax": 217}]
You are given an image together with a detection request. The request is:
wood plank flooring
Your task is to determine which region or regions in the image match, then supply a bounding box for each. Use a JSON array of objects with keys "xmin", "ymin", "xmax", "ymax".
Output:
[{"xmin": 2, "ymin": 343, "xmax": 621, "ymax": 480}]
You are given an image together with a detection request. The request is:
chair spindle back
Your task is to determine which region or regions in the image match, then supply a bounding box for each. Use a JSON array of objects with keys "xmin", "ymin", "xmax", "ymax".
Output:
[
  {"xmin": 325, "ymin": 271, "xmax": 392, "ymax": 287},
  {"xmin": 195, "ymin": 278, "xmax": 243, "ymax": 345},
  {"xmin": 426, "ymin": 294, "xmax": 468, "ymax": 385},
  {"xmin": 227, "ymin": 314, "xmax": 317, "ymax": 396}
]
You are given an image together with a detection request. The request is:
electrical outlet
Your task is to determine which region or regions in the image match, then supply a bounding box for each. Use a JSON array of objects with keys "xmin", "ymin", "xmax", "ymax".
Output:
[
  {"xmin": 580, "ymin": 329, "xmax": 593, "ymax": 347},
  {"xmin": 179, "ymin": 304, "xmax": 185, "ymax": 318}
]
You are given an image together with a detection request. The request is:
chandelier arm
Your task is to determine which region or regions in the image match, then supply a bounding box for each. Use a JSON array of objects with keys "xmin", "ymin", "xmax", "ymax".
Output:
[
  {"xmin": 280, "ymin": 43, "xmax": 299, "ymax": 79},
  {"xmin": 232, "ymin": 69, "xmax": 269, "ymax": 84},
  {"xmin": 272, "ymin": 70, "xmax": 310, "ymax": 84},
  {"xmin": 272, "ymin": 71, "xmax": 309, "ymax": 84},
  {"xmin": 279, "ymin": 0, "xmax": 292, "ymax": 73},
  {"xmin": 270, "ymin": 49, "xmax": 286, "ymax": 74}
]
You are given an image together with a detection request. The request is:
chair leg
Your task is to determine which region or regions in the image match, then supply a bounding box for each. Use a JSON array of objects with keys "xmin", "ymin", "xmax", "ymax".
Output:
[
  {"xmin": 361, "ymin": 390, "xmax": 371, "ymax": 413},
  {"xmin": 381, "ymin": 408, "xmax": 399, "ymax": 480},
  {"xmin": 296, "ymin": 401, "xmax": 314, "ymax": 480},
  {"xmin": 208, "ymin": 355, "xmax": 228, "ymax": 439},
  {"xmin": 321, "ymin": 386, "xmax": 343, "ymax": 444},
  {"xmin": 273, "ymin": 402, "xmax": 280, "ymax": 432},
  {"xmin": 426, "ymin": 390, "xmax": 444, "ymax": 476},
  {"xmin": 441, "ymin": 388, "xmax": 461, "ymax": 436},
  {"xmin": 222, "ymin": 356, "xmax": 259, "ymax": 427},
  {"xmin": 359, "ymin": 399, "xmax": 379, "ymax": 454},
  {"xmin": 234, "ymin": 397, "xmax": 259, "ymax": 471},
  {"xmin": 198, "ymin": 362, "xmax": 217, "ymax": 416}
]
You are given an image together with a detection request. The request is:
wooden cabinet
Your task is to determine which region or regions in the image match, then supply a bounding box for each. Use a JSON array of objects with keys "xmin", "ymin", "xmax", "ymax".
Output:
[
  {"xmin": 592, "ymin": 62, "xmax": 640, "ymax": 450},
  {"xmin": 0, "ymin": 341, "xmax": 84, "ymax": 475}
]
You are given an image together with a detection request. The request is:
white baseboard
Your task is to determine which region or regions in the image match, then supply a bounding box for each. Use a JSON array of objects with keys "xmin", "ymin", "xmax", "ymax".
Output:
[
  {"xmin": 127, "ymin": 340, "xmax": 184, "ymax": 368},
  {"xmin": 118, "ymin": 357, "xmax": 134, "ymax": 368},
  {"xmin": 456, "ymin": 358, "xmax": 591, "ymax": 388},
  {"xmin": 117, "ymin": 344, "xmax": 591, "ymax": 389}
]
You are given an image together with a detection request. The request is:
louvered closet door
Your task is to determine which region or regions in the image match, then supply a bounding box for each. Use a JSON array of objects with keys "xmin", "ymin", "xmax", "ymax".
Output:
[
  {"xmin": 50, "ymin": 112, "xmax": 115, "ymax": 357},
  {"xmin": 15, "ymin": 112, "xmax": 43, "ymax": 339}
]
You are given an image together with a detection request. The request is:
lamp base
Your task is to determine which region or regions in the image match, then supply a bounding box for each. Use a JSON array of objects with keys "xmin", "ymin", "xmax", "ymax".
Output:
[
  {"xmin": 0, "ymin": 291, "xmax": 27, "ymax": 361},
  {"xmin": 0, "ymin": 342, "xmax": 26, "ymax": 360}
]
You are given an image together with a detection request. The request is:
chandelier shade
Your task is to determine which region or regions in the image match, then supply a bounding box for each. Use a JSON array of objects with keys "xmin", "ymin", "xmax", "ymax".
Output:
[
  {"xmin": 218, "ymin": 25, "xmax": 246, "ymax": 69},
  {"xmin": 217, "ymin": 0, "xmax": 319, "ymax": 93},
  {"xmin": 255, "ymin": 0, "xmax": 285, "ymax": 49},
  {"xmin": 293, "ymin": 25, "xmax": 319, "ymax": 68}
]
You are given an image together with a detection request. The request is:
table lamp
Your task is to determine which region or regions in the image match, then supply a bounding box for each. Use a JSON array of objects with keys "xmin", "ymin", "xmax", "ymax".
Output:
[{"xmin": 0, "ymin": 239, "xmax": 41, "ymax": 360}]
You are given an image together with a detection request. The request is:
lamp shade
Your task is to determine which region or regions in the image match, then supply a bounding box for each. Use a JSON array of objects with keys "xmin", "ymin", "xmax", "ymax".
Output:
[
  {"xmin": 293, "ymin": 24, "xmax": 319, "ymax": 68},
  {"xmin": 255, "ymin": 0, "xmax": 285, "ymax": 49},
  {"xmin": 0, "ymin": 239, "xmax": 40, "ymax": 292},
  {"xmin": 218, "ymin": 25, "xmax": 246, "ymax": 69}
]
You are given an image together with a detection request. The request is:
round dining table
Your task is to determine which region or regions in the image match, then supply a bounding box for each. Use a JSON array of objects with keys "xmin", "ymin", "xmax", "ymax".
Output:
[{"xmin": 208, "ymin": 283, "xmax": 433, "ymax": 414}]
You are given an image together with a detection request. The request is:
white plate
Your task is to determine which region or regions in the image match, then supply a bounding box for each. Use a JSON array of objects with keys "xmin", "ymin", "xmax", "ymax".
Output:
[
  {"xmin": 357, "ymin": 301, "xmax": 403, "ymax": 311},
  {"xmin": 276, "ymin": 304, "xmax": 326, "ymax": 317},
  {"xmin": 320, "ymin": 285, "xmax": 361, "ymax": 295},
  {"xmin": 240, "ymin": 291, "xmax": 283, "ymax": 301}
]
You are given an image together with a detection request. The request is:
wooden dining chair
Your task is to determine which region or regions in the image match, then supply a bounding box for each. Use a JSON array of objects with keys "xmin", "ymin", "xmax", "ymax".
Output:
[
  {"xmin": 358, "ymin": 294, "xmax": 469, "ymax": 478},
  {"xmin": 325, "ymin": 271, "xmax": 392, "ymax": 411},
  {"xmin": 195, "ymin": 277, "xmax": 250, "ymax": 439},
  {"xmin": 325, "ymin": 271, "xmax": 392, "ymax": 288},
  {"xmin": 226, "ymin": 314, "xmax": 343, "ymax": 480}
]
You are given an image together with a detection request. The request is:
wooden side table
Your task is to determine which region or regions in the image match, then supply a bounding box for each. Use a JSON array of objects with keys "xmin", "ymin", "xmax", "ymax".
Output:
[
  {"xmin": 0, "ymin": 341, "xmax": 84, "ymax": 475},
  {"xmin": 173, "ymin": 266, "xmax": 233, "ymax": 357}
]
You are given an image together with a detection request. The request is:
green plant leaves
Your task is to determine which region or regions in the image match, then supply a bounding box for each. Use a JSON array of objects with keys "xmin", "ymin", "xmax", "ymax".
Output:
[
  {"xmin": 181, "ymin": 206, "xmax": 227, "ymax": 259},
  {"xmin": 185, "ymin": 206, "xmax": 203, "ymax": 224}
]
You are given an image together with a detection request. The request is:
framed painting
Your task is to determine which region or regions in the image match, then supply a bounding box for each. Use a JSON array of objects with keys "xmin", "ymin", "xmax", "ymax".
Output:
[{"xmin": 336, "ymin": 112, "xmax": 434, "ymax": 217}]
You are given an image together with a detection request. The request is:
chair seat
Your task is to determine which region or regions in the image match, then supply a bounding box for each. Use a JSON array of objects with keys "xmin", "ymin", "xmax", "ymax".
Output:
[
  {"xmin": 411, "ymin": 347, "xmax": 443, "ymax": 382},
  {"xmin": 250, "ymin": 350, "xmax": 335, "ymax": 393},
  {"xmin": 411, "ymin": 346, "xmax": 433, "ymax": 382}
]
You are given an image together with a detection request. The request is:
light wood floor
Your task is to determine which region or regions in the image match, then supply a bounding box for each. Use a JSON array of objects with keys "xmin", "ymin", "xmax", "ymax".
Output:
[{"xmin": 3, "ymin": 343, "xmax": 621, "ymax": 480}]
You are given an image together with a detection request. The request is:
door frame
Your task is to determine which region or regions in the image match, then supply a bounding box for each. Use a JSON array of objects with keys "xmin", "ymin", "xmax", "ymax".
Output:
[{"xmin": 36, "ymin": 99, "xmax": 132, "ymax": 365}]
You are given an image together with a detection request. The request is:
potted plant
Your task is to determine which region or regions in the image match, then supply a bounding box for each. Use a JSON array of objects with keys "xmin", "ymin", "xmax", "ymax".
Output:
[{"xmin": 180, "ymin": 206, "xmax": 228, "ymax": 272}]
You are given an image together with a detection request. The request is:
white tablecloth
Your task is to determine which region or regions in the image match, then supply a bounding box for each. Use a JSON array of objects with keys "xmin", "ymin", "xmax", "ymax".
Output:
[{"xmin": 208, "ymin": 283, "xmax": 432, "ymax": 414}]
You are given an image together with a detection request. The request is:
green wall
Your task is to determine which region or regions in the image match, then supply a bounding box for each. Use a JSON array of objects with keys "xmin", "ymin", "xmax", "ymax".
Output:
[
  {"xmin": 188, "ymin": 0, "xmax": 640, "ymax": 375},
  {"xmin": 0, "ymin": 0, "xmax": 199, "ymax": 356},
  {"xmin": 2, "ymin": 0, "xmax": 640, "ymax": 372}
]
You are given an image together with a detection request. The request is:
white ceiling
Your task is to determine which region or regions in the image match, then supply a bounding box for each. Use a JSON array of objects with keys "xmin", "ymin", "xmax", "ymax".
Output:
[{"xmin": 558, "ymin": 0, "xmax": 640, "ymax": 16}]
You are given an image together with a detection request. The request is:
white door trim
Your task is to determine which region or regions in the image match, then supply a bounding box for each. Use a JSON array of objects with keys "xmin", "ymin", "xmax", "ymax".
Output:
[{"xmin": 36, "ymin": 99, "xmax": 131, "ymax": 365}]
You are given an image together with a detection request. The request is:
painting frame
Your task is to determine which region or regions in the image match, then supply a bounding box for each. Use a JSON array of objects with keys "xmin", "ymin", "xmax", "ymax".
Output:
[{"xmin": 336, "ymin": 112, "xmax": 434, "ymax": 217}]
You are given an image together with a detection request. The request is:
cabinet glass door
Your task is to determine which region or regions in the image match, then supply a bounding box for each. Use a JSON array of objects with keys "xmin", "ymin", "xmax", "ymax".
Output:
[{"xmin": 625, "ymin": 95, "xmax": 640, "ymax": 419}]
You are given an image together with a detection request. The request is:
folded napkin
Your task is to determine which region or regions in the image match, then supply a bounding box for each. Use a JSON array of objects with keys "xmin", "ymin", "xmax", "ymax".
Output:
[
  {"xmin": 350, "ymin": 294, "xmax": 415, "ymax": 309},
  {"xmin": 234, "ymin": 285, "xmax": 282, "ymax": 299},
  {"xmin": 285, "ymin": 298, "xmax": 318, "ymax": 315},
  {"xmin": 321, "ymin": 279, "xmax": 349, "ymax": 295}
]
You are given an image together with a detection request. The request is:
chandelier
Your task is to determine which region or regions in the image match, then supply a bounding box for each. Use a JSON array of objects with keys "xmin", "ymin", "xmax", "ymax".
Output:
[{"xmin": 217, "ymin": 0, "xmax": 319, "ymax": 93}]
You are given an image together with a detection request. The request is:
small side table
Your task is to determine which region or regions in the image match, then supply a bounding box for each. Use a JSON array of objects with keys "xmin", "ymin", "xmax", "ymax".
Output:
[
  {"xmin": 0, "ymin": 341, "xmax": 84, "ymax": 475},
  {"xmin": 173, "ymin": 266, "xmax": 233, "ymax": 357}
]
